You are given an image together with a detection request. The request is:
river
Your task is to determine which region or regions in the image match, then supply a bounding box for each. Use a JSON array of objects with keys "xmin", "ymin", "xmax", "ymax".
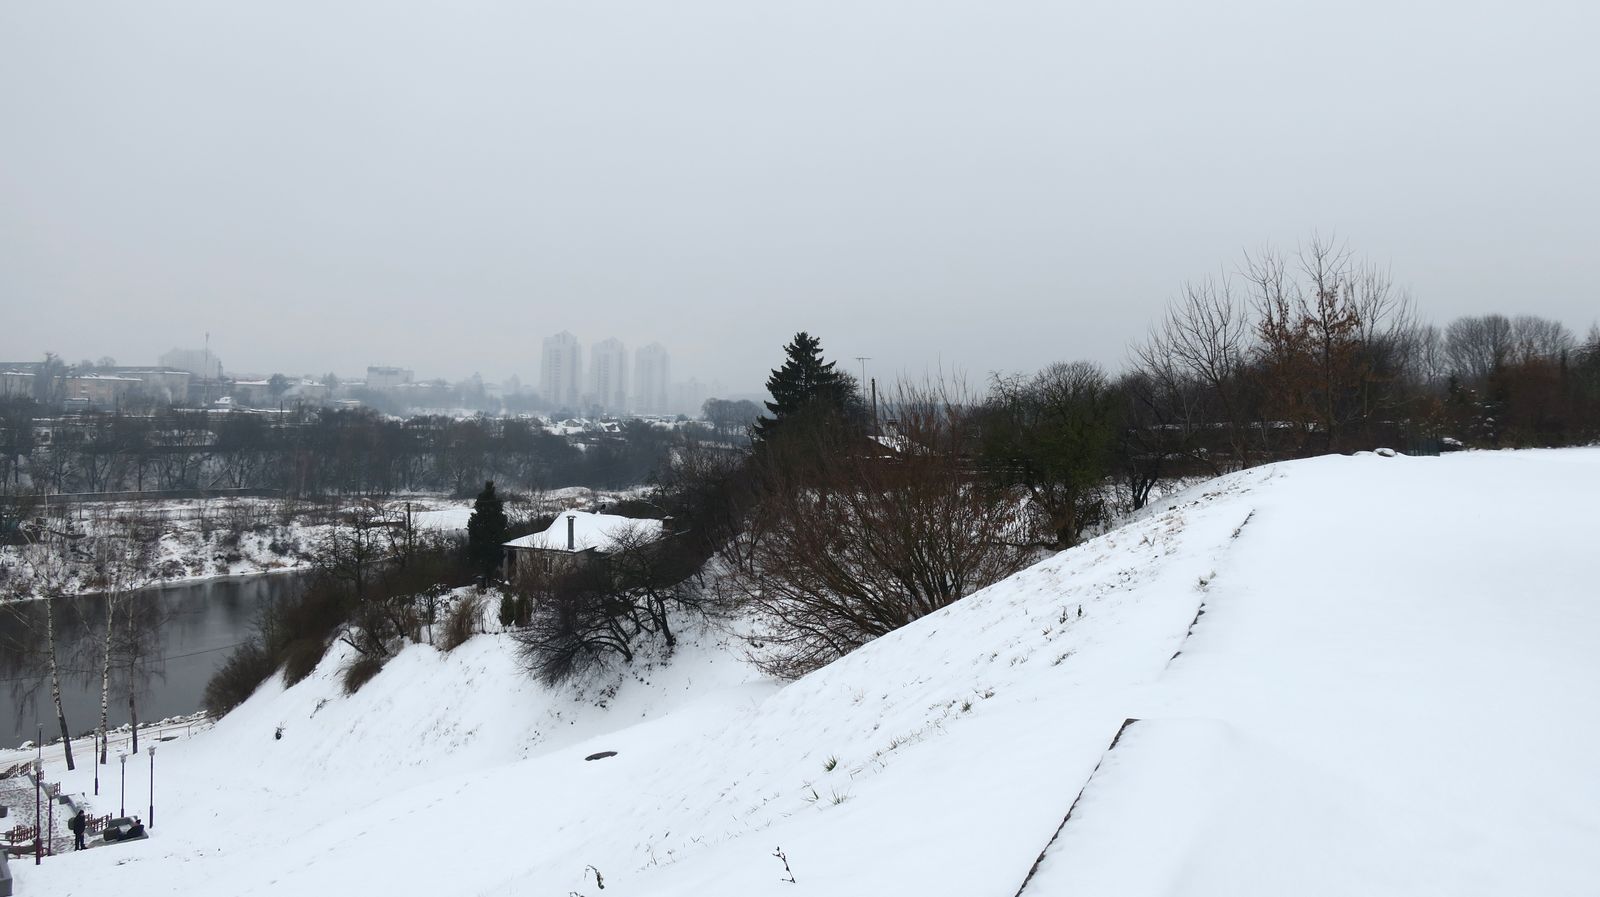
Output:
[{"xmin": 0, "ymin": 572, "xmax": 308, "ymax": 748}]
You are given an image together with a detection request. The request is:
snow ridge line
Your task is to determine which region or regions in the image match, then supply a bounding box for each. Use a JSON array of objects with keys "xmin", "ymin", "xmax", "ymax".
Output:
[
  {"xmin": 1166, "ymin": 508, "xmax": 1254, "ymax": 666},
  {"xmin": 1008, "ymin": 717, "xmax": 1141, "ymax": 897},
  {"xmin": 1168, "ymin": 602, "xmax": 1208, "ymax": 664}
]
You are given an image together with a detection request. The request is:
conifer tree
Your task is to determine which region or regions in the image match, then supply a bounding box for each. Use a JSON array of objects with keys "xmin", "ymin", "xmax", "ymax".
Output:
[
  {"xmin": 753, "ymin": 332, "xmax": 854, "ymax": 442},
  {"xmin": 466, "ymin": 480, "xmax": 508, "ymax": 579}
]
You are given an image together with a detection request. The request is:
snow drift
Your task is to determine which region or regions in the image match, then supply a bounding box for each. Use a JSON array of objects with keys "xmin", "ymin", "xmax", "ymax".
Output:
[{"xmin": 12, "ymin": 449, "xmax": 1600, "ymax": 896}]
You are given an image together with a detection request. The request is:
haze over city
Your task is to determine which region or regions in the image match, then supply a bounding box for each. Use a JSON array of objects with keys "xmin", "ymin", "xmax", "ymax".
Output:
[{"xmin": 4, "ymin": 1, "xmax": 1597, "ymax": 390}]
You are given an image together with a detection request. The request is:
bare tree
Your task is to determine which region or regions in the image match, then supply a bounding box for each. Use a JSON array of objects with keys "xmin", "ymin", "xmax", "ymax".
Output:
[
  {"xmin": 731, "ymin": 380, "xmax": 1032, "ymax": 678},
  {"xmin": 1507, "ymin": 315, "xmax": 1576, "ymax": 365},
  {"xmin": 1130, "ymin": 275, "xmax": 1253, "ymax": 470},
  {"xmin": 511, "ymin": 518, "xmax": 712, "ymax": 684},
  {"xmin": 513, "ymin": 560, "xmax": 641, "ymax": 684},
  {"xmin": 110, "ymin": 589, "xmax": 167, "ymax": 753},
  {"xmin": 322, "ymin": 499, "xmax": 398, "ymax": 658},
  {"xmin": 81, "ymin": 505, "xmax": 160, "ymax": 764},
  {"xmin": 9, "ymin": 515, "xmax": 84, "ymax": 769},
  {"xmin": 1241, "ymin": 237, "xmax": 1430, "ymax": 453},
  {"xmin": 1445, "ymin": 314, "xmax": 1513, "ymax": 383}
]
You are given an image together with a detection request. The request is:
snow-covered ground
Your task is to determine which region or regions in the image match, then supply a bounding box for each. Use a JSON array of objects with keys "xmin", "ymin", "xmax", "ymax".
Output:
[{"xmin": 6, "ymin": 449, "xmax": 1597, "ymax": 896}]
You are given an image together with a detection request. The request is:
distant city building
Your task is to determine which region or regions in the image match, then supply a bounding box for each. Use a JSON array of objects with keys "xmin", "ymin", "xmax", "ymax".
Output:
[
  {"xmin": 231, "ymin": 379, "xmax": 276, "ymax": 407},
  {"xmin": 284, "ymin": 379, "xmax": 330, "ymax": 403},
  {"xmin": 0, "ymin": 370, "xmax": 35, "ymax": 398},
  {"xmin": 366, "ymin": 366, "xmax": 414, "ymax": 391},
  {"xmin": 159, "ymin": 348, "xmax": 223, "ymax": 380},
  {"xmin": 541, "ymin": 331, "xmax": 583, "ymax": 410},
  {"xmin": 633, "ymin": 343, "xmax": 671, "ymax": 415},
  {"xmin": 672, "ymin": 377, "xmax": 708, "ymax": 417},
  {"xmin": 588, "ymin": 338, "xmax": 629, "ymax": 412},
  {"xmin": 63, "ymin": 374, "xmax": 141, "ymax": 410},
  {"xmin": 118, "ymin": 369, "xmax": 193, "ymax": 404}
]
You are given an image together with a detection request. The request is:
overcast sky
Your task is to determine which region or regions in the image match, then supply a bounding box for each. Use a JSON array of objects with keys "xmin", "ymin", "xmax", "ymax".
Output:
[{"xmin": 2, "ymin": 0, "xmax": 1596, "ymax": 393}]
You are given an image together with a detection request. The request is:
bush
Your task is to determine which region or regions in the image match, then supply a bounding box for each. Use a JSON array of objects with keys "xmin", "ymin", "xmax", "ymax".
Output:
[
  {"xmin": 440, "ymin": 593, "xmax": 482, "ymax": 652},
  {"xmin": 280, "ymin": 636, "xmax": 330, "ymax": 686},
  {"xmin": 734, "ymin": 385, "xmax": 1033, "ymax": 678},
  {"xmin": 341, "ymin": 653, "xmax": 386, "ymax": 695},
  {"xmin": 512, "ymin": 565, "xmax": 641, "ymax": 686},
  {"xmin": 202, "ymin": 641, "xmax": 275, "ymax": 717}
]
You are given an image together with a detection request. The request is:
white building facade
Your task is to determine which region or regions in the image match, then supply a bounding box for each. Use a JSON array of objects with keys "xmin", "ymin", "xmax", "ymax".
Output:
[
  {"xmin": 159, "ymin": 348, "xmax": 223, "ymax": 380},
  {"xmin": 541, "ymin": 331, "xmax": 583, "ymax": 410},
  {"xmin": 633, "ymin": 342, "xmax": 671, "ymax": 415},
  {"xmin": 588, "ymin": 338, "xmax": 629, "ymax": 413},
  {"xmin": 365, "ymin": 366, "xmax": 414, "ymax": 391}
]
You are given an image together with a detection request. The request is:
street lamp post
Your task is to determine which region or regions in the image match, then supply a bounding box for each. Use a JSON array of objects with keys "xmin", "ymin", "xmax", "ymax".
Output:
[
  {"xmin": 147, "ymin": 744, "xmax": 156, "ymax": 828},
  {"xmin": 119, "ymin": 750, "xmax": 128, "ymax": 817},
  {"xmin": 94, "ymin": 730, "xmax": 100, "ymax": 795},
  {"xmin": 33, "ymin": 759, "xmax": 42, "ymax": 866}
]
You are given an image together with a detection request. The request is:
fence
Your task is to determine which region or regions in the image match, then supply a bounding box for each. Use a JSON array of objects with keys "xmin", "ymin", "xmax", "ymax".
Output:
[{"xmin": 3, "ymin": 810, "xmax": 111, "ymax": 858}]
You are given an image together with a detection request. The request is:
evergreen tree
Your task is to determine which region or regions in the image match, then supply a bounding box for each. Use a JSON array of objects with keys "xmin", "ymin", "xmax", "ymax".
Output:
[
  {"xmin": 753, "ymin": 332, "xmax": 855, "ymax": 442},
  {"xmin": 466, "ymin": 480, "xmax": 508, "ymax": 578}
]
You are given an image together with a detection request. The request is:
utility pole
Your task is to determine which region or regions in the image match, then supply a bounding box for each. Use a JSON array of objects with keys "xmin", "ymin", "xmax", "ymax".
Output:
[
  {"xmin": 855, "ymin": 357, "xmax": 871, "ymax": 403},
  {"xmin": 871, "ymin": 378, "xmax": 880, "ymax": 437}
]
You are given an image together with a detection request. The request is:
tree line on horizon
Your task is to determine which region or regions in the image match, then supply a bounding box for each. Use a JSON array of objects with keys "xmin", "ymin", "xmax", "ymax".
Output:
[
  {"xmin": 0, "ymin": 409, "xmax": 707, "ymax": 513},
  {"xmin": 527, "ymin": 237, "xmax": 1600, "ymax": 681}
]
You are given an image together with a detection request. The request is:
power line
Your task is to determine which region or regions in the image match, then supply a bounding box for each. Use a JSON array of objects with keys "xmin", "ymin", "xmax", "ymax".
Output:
[{"xmin": 0, "ymin": 640, "xmax": 251, "ymax": 683}]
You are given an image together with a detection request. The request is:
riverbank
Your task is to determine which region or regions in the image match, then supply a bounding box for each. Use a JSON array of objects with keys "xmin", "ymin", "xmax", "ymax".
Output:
[
  {"xmin": 2, "ymin": 711, "xmax": 213, "ymax": 769},
  {"xmin": 0, "ymin": 495, "xmax": 468, "ymax": 598},
  {"xmin": 0, "ymin": 571, "xmax": 311, "ymax": 748},
  {"xmin": 0, "ymin": 486, "xmax": 640, "ymax": 600}
]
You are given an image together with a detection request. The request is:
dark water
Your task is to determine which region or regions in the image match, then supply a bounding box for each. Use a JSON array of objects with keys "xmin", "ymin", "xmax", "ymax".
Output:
[{"xmin": 0, "ymin": 572, "xmax": 307, "ymax": 748}]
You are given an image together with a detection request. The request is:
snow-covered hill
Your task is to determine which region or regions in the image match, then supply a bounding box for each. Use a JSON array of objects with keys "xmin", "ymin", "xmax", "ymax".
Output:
[{"xmin": 13, "ymin": 449, "xmax": 1599, "ymax": 896}]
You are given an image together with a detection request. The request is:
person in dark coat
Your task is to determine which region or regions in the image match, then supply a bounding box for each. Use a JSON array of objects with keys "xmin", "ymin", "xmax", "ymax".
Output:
[{"xmin": 69, "ymin": 809, "xmax": 87, "ymax": 850}]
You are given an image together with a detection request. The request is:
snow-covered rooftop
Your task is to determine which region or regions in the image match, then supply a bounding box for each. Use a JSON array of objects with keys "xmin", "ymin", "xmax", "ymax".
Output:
[{"xmin": 503, "ymin": 511, "xmax": 663, "ymax": 553}]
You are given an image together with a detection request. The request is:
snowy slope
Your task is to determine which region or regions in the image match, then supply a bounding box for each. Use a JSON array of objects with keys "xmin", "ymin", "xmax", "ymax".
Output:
[{"xmin": 12, "ymin": 449, "xmax": 1600, "ymax": 896}]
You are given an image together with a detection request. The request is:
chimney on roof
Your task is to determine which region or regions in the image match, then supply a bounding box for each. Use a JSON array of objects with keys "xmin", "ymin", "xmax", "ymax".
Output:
[{"xmin": 567, "ymin": 514, "xmax": 575, "ymax": 551}]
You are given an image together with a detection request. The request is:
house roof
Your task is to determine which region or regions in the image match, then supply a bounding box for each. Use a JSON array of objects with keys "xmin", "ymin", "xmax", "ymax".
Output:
[{"xmin": 503, "ymin": 511, "xmax": 663, "ymax": 554}]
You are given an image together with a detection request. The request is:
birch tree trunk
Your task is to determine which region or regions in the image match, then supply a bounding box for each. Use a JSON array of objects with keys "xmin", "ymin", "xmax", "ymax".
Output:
[
  {"xmin": 99, "ymin": 597, "xmax": 114, "ymax": 765},
  {"xmin": 127, "ymin": 599, "xmax": 140, "ymax": 754},
  {"xmin": 44, "ymin": 591, "xmax": 77, "ymax": 770}
]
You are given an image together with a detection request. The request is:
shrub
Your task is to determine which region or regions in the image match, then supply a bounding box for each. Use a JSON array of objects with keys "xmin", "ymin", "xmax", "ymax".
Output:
[
  {"xmin": 280, "ymin": 636, "xmax": 330, "ymax": 686},
  {"xmin": 341, "ymin": 653, "xmax": 386, "ymax": 695},
  {"xmin": 734, "ymin": 384, "xmax": 1032, "ymax": 678},
  {"xmin": 440, "ymin": 592, "xmax": 481, "ymax": 652},
  {"xmin": 511, "ymin": 563, "xmax": 649, "ymax": 686},
  {"xmin": 202, "ymin": 640, "xmax": 275, "ymax": 717}
]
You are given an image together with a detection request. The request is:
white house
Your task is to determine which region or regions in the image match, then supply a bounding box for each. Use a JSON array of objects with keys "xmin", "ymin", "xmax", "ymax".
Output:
[{"xmin": 502, "ymin": 511, "xmax": 664, "ymax": 579}]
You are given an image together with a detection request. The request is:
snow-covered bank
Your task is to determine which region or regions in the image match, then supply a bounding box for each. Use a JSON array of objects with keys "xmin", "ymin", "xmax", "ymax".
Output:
[
  {"xmin": 0, "ymin": 487, "xmax": 639, "ymax": 598},
  {"xmin": 10, "ymin": 449, "xmax": 1599, "ymax": 896},
  {"xmin": 0, "ymin": 497, "xmax": 468, "ymax": 598}
]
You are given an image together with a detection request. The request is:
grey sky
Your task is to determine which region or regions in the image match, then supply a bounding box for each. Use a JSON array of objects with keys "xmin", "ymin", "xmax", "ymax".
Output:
[{"xmin": 3, "ymin": 1, "xmax": 1596, "ymax": 394}]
